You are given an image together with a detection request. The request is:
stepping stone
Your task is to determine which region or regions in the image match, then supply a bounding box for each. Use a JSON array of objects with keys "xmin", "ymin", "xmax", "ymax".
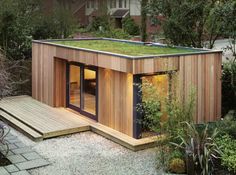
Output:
[
  {"xmin": 8, "ymin": 143, "xmax": 18, "ymax": 150},
  {"xmin": 0, "ymin": 167, "xmax": 10, "ymax": 175},
  {"xmin": 22, "ymin": 152, "xmax": 41, "ymax": 160},
  {"xmin": 15, "ymin": 159, "xmax": 50, "ymax": 170},
  {"xmin": 14, "ymin": 142, "xmax": 26, "ymax": 148},
  {"xmin": 7, "ymin": 155, "xmax": 27, "ymax": 164},
  {"xmin": 11, "ymin": 147, "xmax": 33, "ymax": 154},
  {"xmin": 11, "ymin": 170, "xmax": 31, "ymax": 175},
  {"xmin": 4, "ymin": 164, "xmax": 19, "ymax": 173}
]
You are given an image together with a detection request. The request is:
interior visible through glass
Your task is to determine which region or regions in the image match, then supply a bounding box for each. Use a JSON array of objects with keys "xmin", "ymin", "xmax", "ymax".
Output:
[
  {"xmin": 83, "ymin": 68, "xmax": 96, "ymax": 115},
  {"xmin": 69, "ymin": 65, "xmax": 81, "ymax": 107}
]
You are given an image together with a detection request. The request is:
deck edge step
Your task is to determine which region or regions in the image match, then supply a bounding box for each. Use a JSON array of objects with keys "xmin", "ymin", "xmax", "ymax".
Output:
[
  {"xmin": 0, "ymin": 107, "xmax": 44, "ymax": 136},
  {"xmin": 0, "ymin": 109, "xmax": 43, "ymax": 142}
]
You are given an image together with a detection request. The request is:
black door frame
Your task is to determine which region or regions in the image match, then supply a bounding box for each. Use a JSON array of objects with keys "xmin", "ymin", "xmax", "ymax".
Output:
[{"xmin": 66, "ymin": 62, "xmax": 98, "ymax": 121}]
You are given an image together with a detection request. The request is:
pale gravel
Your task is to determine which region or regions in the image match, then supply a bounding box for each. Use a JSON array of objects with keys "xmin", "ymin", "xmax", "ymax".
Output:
[{"xmin": 10, "ymin": 128, "xmax": 164, "ymax": 175}]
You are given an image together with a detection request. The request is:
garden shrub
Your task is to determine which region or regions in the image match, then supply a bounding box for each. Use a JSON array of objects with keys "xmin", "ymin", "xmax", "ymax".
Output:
[
  {"xmin": 207, "ymin": 111, "xmax": 236, "ymax": 138},
  {"xmin": 168, "ymin": 158, "xmax": 186, "ymax": 174},
  {"xmin": 89, "ymin": 16, "xmax": 110, "ymax": 32},
  {"xmin": 171, "ymin": 122, "xmax": 220, "ymax": 175},
  {"xmin": 122, "ymin": 17, "xmax": 140, "ymax": 36},
  {"xmin": 222, "ymin": 61, "xmax": 236, "ymax": 115},
  {"xmin": 216, "ymin": 134, "xmax": 236, "ymax": 173}
]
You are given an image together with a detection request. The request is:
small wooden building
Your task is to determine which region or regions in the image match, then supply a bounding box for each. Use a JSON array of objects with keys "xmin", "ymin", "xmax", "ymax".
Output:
[{"xmin": 32, "ymin": 38, "xmax": 222, "ymax": 139}]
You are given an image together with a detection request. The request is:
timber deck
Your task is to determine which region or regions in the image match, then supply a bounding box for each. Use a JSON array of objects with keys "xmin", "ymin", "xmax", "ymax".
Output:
[{"xmin": 0, "ymin": 96, "xmax": 158, "ymax": 151}]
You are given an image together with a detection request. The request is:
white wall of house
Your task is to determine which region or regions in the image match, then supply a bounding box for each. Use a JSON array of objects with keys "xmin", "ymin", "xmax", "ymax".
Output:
[
  {"xmin": 129, "ymin": 0, "xmax": 141, "ymax": 16},
  {"xmin": 84, "ymin": 0, "xmax": 141, "ymax": 16}
]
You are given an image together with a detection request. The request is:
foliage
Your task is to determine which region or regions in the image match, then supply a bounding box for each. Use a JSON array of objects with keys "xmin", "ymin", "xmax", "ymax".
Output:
[
  {"xmin": 88, "ymin": 16, "xmax": 111, "ymax": 32},
  {"xmin": 0, "ymin": 50, "xmax": 28, "ymax": 99},
  {"xmin": 0, "ymin": 0, "xmax": 39, "ymax": 59},
  {"xmin": 169, "ymin": 149, "xmax": 185, "ymax": 160},
  {"xmin": 0, "ymin": 121, "xmax": 10, "ymax": 156},
  {"xmin": 137, "ymin": 79, "xmax": 163, "ymax": 132},
  {"xmin": 137, "ymin": 74, "xmax": 196, "ymax": 138},
  {"xmin": 168, "ymin": 158, "xmax": 186, "ymax": 174},
  {"xmin": 216, "ymin": 111, "xmax": 236, "ymax": 138},
  {"xmin": 148, "ymin": 0, "xmax": 227, "ymax": 48},
  {"xmin": 122, "ymin": 17, "xmax": 140, "ymax": 36},
  {"xmin": 0, "ymin": 0, "xmax": 77, "ymax": 60},
  {"xmin": 32, "ymin": 5, "xmax": 77, "ymax": 40},
  {"xmin": 164, "ymin": 88, "xmax": 196, "ymax": 141},
  {"xmin": 171, "ymin": 122, "xmax": 221, "ymax": 175},
  {"xmin": 137, "ymin": 75, "xmax": 196, "ymax": 172},
  {"xmin": 216, "ymin": 134, "xmax": 236, "ymax": 173},
  {"xmin": 219, "ymin": 0, "xmax": 236, "ymax": 62},
  {"xmin": 55, "ymin": 40, "xmax": 193, "ymax": 56},
  {"xmin": 222, "ymin": 61, "xmax": 236, "ymax": 115},
  {"xmin": 141, "ymin": 0, "xmax": 148, "ymax": 42}
]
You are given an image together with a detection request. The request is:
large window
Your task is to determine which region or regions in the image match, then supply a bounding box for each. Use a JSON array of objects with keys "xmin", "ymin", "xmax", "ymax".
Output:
[{"xmin": 110, "ymin": 0, "xmax": 116, "ymax": 8}]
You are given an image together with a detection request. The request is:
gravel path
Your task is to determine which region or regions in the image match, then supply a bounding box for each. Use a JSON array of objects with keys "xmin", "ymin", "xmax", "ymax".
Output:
[{"xmin": 10, "ymin": 129, "xmax": 162, "ymax": 175}]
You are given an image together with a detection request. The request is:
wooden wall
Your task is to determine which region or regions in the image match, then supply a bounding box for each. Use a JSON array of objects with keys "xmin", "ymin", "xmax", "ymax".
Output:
[
  {"xmin": 133, "ymin": 56, "xmax": 179, "ymax": 74},
  {"xmin": 32, "ymin": 43, "xmax": 56, "ymax": 106},
  {"xmin": 98, "ymin": 69, "xmax": 133, "ymax": 136},
  {"xmin": 178, "ymin": 53, "xmax": 222, "ymax": 123},
  {"xmin": 54, "ymin": 58, "xmax": 67, "ymax": 107}
]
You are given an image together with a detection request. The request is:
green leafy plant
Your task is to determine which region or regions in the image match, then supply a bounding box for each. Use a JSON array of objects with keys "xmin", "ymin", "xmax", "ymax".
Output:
[
  {"xmin": 216, "ymin": 134, "xmax": 236, "ymax": 173},
  {"xmin": 137, "ymin": 79, "xmax": 163, "ymax": 133},
  {"xmin": 171, "ymin": 122, "xmax": 221, "ymax": 175},
  {"xmin": 122, "ymin": 17, "xmax": 140, "ymax": 36},
  {"xmin": 89, "ymin": 16, "xmax": 111, "ymax": 32},
  {"xmin": 222, "ymin": 61, "xmax": 236, "ymax": 116},
  {"xmin": 137, "ymin": 75, "xmax": 196, "ymax": 172}
]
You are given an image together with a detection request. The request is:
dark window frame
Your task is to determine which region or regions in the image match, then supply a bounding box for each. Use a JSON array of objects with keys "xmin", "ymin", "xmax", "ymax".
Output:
[{"xmin": 66, "ymin": 62, "xmax": 98, "ymax": 121}]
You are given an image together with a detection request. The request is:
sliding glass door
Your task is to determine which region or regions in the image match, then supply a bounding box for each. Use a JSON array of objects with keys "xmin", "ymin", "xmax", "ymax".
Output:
[
  {"xmin": 68, "ymin": 63, "xmax": 97, "ymax": 121},
  {"xmin": 83, "ymin": 68, "xmax": 96, "ymax": 115},
  {"xmin": 69, "ymin": 65, "xmax": 81, "ymax": 108}
]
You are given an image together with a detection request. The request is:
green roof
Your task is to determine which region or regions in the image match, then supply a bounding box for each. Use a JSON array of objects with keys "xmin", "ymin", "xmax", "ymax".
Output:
[{"xmin": 51, "ymin": 40, "xmax": 197, "ymax": 56}]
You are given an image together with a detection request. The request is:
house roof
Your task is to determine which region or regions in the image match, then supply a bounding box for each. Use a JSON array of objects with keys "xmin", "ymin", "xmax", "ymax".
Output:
[{"xmin": 111, "ymin": 9, "xmax": 129, "ymax": 18}]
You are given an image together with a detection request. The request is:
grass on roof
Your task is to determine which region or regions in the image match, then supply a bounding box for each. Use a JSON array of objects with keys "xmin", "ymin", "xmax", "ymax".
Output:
[{"xmin": 52, "ymin": 40, "xmax": 195, "ymax": 56}]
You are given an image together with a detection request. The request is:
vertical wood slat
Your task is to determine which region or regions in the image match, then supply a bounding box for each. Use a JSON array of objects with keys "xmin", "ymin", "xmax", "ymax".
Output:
[
  {"xmin": 178, "ymin": 53, "xmax": 222, "ymax": 123},
  {"xmin": 54, "ymin": 58, "xmax": 67, "ymax": 107},
  {"xmin": 98, "ymin": 68, "xmax": 133, "ymax": 137}
]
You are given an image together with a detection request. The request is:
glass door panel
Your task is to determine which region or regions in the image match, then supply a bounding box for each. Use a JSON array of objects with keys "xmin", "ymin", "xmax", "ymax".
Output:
[
  {"xmin": 83, "ymin": 68, "xmax": 96, "ymax": 115},
  {"xmin": 69, "ymin": 65, "xmax": 81, "ymax": 108}
]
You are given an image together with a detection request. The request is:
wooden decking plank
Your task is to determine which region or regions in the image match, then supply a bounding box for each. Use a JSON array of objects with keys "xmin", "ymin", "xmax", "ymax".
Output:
[
  {"xmin": 0, "ymin": 110, "xmax": 43, "ymax": 141},
  {"xmin": 0, "ymin": 96, "xmax": 90, "ymax": 139}
]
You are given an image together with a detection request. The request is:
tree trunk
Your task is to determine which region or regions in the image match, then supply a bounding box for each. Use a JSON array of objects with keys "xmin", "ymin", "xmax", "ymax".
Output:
[{"xmin": 141, "ymin": 0, "xmax": 148, "ymax": 42}]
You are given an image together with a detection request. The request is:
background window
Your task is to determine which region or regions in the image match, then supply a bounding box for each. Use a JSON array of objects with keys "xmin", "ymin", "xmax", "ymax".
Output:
[
  {"xmin": 110, "ymin": 0, "xmax": 116, "ymax": 8},
  {"xmin": 119, "ymin": 0, "xmax": 122, "ymax": 8},
  {"xmin": 91, "ymin": 0, "xmax": 94, "ymax": 8}
]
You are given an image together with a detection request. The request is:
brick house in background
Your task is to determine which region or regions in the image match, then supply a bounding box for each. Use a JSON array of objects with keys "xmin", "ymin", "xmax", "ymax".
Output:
[{"xmin": 44, "ymin": 0, "xmax": 159, "ymax": 34}]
